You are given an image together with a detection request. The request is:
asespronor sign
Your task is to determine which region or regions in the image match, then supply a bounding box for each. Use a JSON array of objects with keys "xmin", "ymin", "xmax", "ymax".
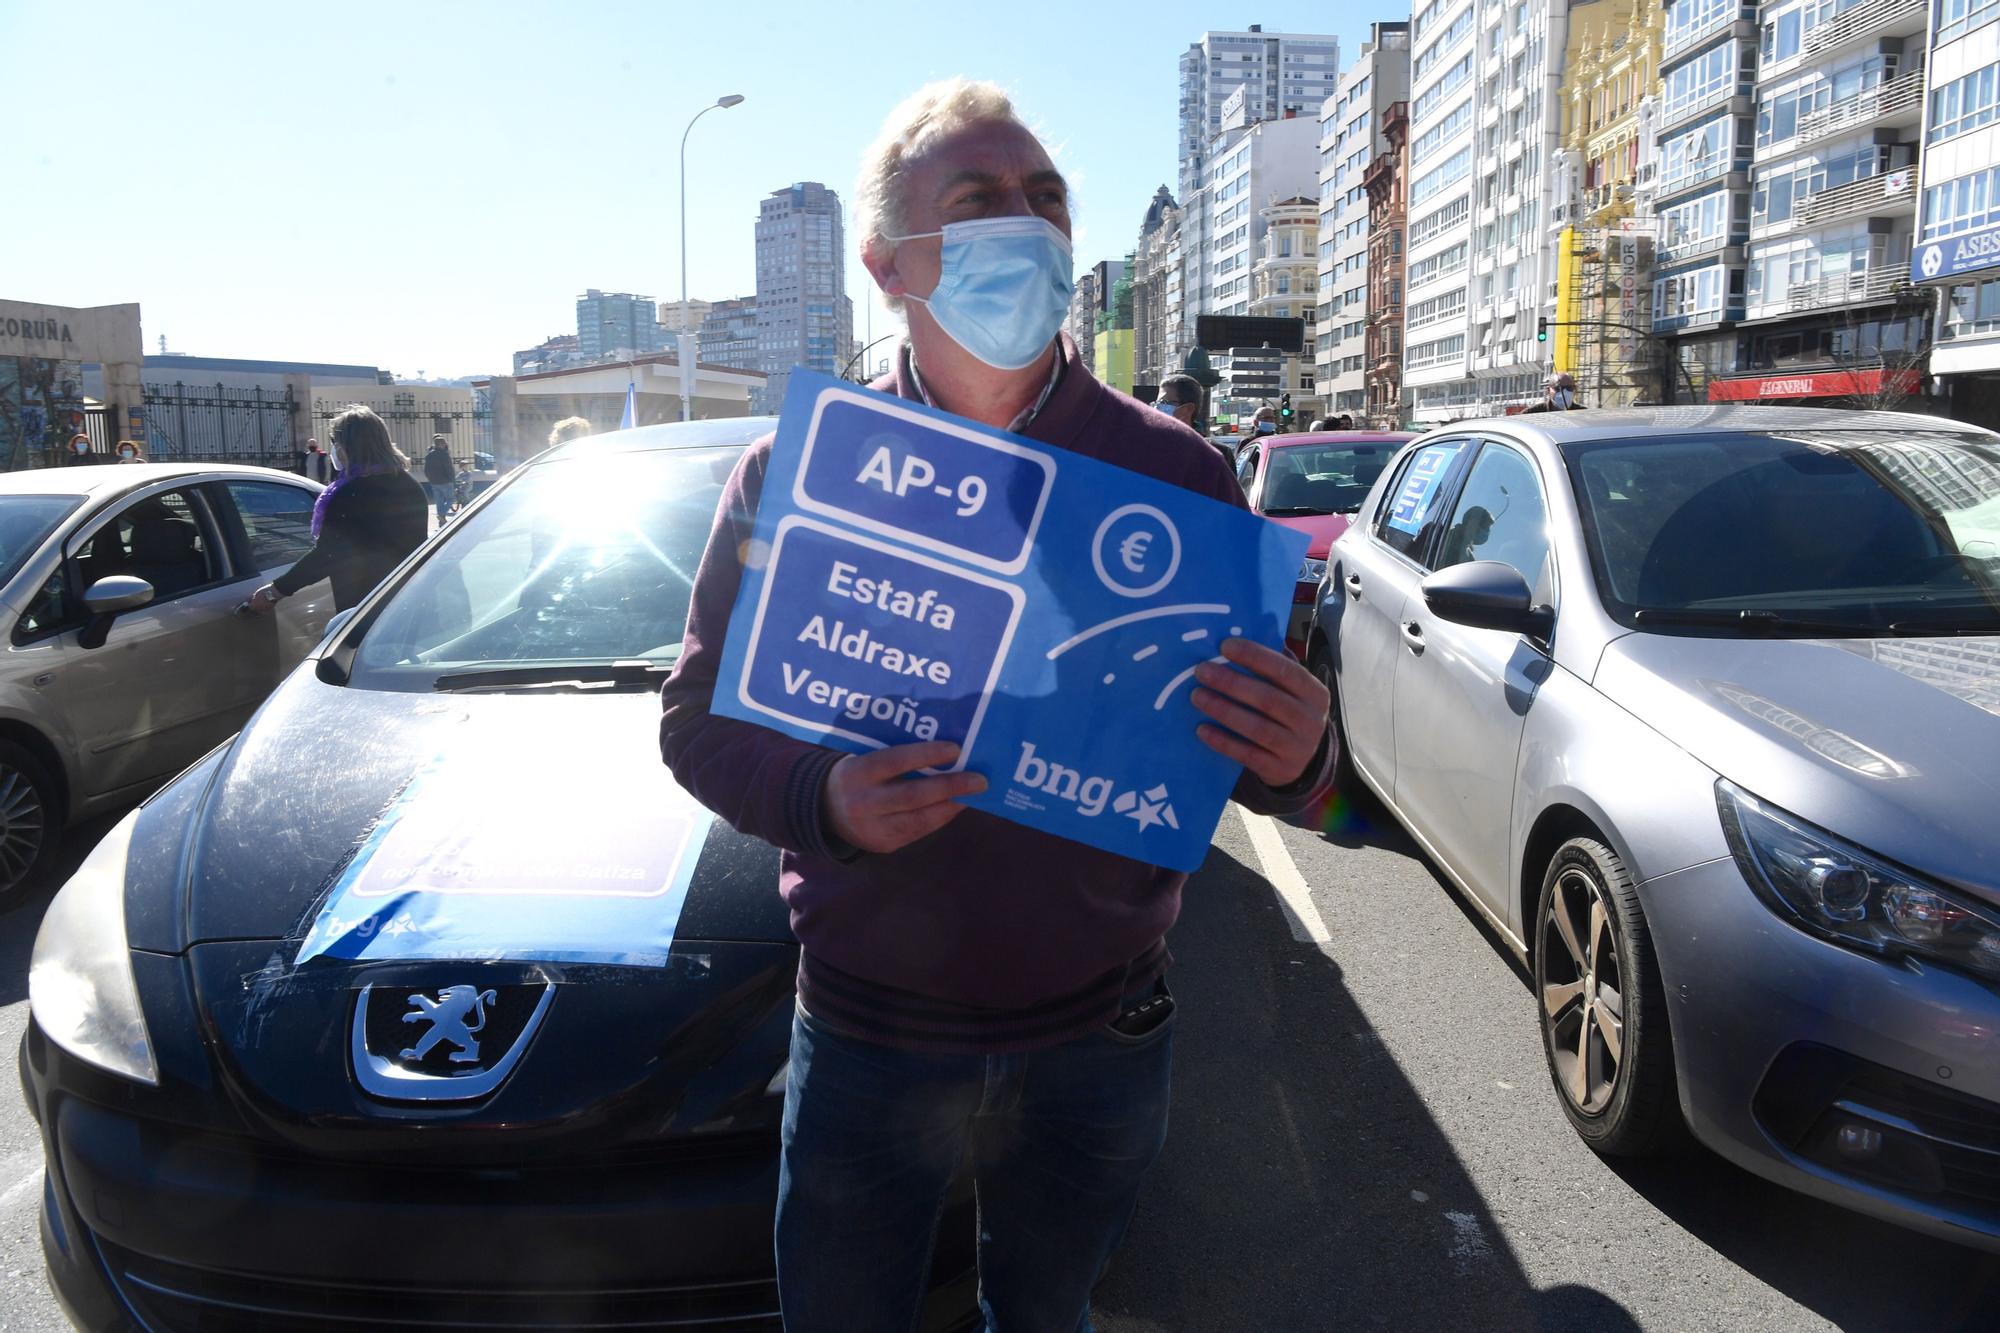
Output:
[{"xmin": 713, "ymin": 371, "xmax": 1308, "ymax": 870}]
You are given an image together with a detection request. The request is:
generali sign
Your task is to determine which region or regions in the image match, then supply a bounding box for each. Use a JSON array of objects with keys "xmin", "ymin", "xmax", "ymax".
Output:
[{"xmin": 1707, "ymin": 368, "xmax": 1922, "ymax": 402}]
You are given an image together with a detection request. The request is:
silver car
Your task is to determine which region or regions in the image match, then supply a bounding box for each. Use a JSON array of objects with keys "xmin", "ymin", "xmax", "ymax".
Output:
[
  {"xmin": 0, "ymin": 464, "xmax": 334, "ymax": 889},
  {"xmin": 1312, "ymin": 406, "xmax": 2000, "ymax": 1252}
]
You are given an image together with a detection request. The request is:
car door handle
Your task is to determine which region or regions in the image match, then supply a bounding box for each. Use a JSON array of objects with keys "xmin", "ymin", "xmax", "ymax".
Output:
[
  {"xmin": 1401, "ymin": 620, "xmax": 1426, "ymax": 654},
  {"xmin": 1345, "ymin": 574, "xmax": 1363, "ymax": 599}
]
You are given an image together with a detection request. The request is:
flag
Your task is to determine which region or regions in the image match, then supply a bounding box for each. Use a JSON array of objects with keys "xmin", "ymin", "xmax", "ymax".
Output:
[{"xmin": 620, "ymin": 379, "xmax": 637, "ymax": 430}]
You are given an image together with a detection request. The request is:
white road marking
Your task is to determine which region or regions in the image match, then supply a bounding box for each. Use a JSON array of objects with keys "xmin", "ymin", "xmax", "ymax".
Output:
[{"xmin": 1234, "ymin": 805, "xmax": 1331, "ymax": 944}]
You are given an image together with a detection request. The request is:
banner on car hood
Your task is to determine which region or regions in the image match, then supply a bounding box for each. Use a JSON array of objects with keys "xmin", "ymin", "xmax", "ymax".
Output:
[
  {"xmin": 294, "ymin": 709, "xmax": 712, "ymax": 967},
  {"xmin": 711, "ymin": 370, "xmax": 1307, "ymax": 871}
]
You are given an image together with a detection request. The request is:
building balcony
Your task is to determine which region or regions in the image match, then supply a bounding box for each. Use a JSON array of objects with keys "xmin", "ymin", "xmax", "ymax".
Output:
[
  {"xmin": 1663, "ymin": 11, "xmax": 1744, "ymax": 63},
  {"xmin": 1782, "ymin": 266, "xmax": 1912, "ymax": 313},
  {"xmin": 1656, "ymin": 232, "xmax": 1735, "ymax": 266},
  {"xmin": 1796, "ymin": 70, "xmax": 1925, "ymax": 147},
  {"xmin": 1654, "ymin": 158, "xmax": 1737, "ymax": 202},
  {"xmin": 1796, "ymin": 168, "xmax": 1916, "ymax": 228},
  {"xmin": 1803, "ymin": 0, "xmax": 1926, "ymax": 58}
]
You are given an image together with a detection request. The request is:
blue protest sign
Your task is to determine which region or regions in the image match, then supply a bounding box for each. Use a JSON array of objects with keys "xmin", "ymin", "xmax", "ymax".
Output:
[{"xmin": 712, "ymin": 371, "xmax": 1308, "ymax": 871}]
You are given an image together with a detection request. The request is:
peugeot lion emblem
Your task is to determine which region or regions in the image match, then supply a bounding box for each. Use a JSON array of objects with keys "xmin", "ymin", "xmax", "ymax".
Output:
[{"xmin": 351, "ymin": 977, "xmax": 554, "ymax": 1102}]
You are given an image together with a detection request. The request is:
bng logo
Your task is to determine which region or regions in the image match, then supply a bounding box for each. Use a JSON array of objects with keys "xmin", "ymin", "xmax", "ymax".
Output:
[{"xmin": 1011, "ymin": 743, "xmax": 1179, "ymax": 833}]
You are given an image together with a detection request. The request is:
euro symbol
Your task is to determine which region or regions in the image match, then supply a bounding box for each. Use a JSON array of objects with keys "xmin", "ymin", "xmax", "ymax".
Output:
[{"xmin": 1119, "ymin": 531, "xmax": 1153, "ymax": 574}]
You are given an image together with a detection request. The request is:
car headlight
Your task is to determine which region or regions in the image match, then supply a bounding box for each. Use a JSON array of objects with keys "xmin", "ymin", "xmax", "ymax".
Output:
[
  {"xmin": 1717, "ymin": 781, "xmax": 2000, "ymax": 983},
  {"xmin": 1298, "ymin": 556, "xmax": 1328, "ymax": 584},
  {"xmin": 28, "ymin": 810, "xmax": 157, "ymax": 1084}
]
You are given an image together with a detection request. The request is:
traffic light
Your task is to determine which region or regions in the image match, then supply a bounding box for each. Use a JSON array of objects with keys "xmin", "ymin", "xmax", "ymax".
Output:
[
  {"xmin": 1536, "ymin": 316, "xmax": 1549, "ymax": 343},
  {"xmin": 1280, "ymin": 392, "xmax": 1293, "ymax": 420}
]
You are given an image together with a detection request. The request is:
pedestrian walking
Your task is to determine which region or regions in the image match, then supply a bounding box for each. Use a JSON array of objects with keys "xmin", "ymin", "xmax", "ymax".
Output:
[
  {"xmin": 65, "ymin": 434, "xmax": 94, "ymax": 465},
  {"xmin": 114, "ymin": 440, "xmax": 143, "ymax": 463},
  {"xmin": 1521, "ymin": 371, "xmax": 1584, "ymax": 413},
  {"xmin": 303, "ymin": 438, "xmax": 336, "ymax": 484},
  {"xmin": 242, "ymin": 405, "xmax": 427, "ymax": 614},
  {"xmin": 660, "ymin": 78, "xmax": 1335, "ymax": 1333},
  {"xmin": 422, "ymin": 435, "xmax": 457, "ymax": 524}
]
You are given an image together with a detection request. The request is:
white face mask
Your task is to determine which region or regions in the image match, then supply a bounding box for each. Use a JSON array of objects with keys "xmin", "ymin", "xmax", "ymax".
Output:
[{"xmin": 1551, "ymin": 389, "xmax": 1574, "ymax": 409}]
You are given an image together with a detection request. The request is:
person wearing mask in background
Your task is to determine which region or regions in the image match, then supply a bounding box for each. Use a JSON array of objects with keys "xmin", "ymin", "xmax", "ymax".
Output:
[
  {"xmin": 1521, "ymin": 371, "xmax": 1584, "ymax": 413},
  {"xmin": 114, "ymin": 440, "xmax": 143, "ymax": 463},
  {"xmin": 548, "ymin": 416, "xmax": 593, "ymax": 448},
  {"xmin": 422, "ymin": 434, "xmax": 457, "ymax": 525},
  {"xmin": 65, "ymin": 434, "xmax": 94, "ymax": 465},
  {"xmin": 1154, "ymin": 372, "xmax": 1205, "ymax": 433},
  {"xmin": 1252, "ymin": 405, "xmax": 1279, "ymax": 435},
  {"xmin": 242, "ymin": 405, "xmax": 427, "ymax": 615},
  {"xmin": 303, "ymin": 438, "xmax": 336, "ymax": 483},
  {"xmin": 660, "ymin": 79, "xmax": 1334, "ymax": 1331}
]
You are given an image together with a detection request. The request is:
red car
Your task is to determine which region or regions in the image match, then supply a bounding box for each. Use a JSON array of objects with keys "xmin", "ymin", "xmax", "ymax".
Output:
[{"xmin": 1234, "ymin": 430, "xmax": 1414, "ymax": 659}]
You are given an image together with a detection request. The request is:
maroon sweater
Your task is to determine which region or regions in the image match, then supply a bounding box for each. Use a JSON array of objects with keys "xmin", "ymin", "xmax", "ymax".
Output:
[{"xmin": 660, "ymin": 336, "xmax": 1335, "ymax": 1052}]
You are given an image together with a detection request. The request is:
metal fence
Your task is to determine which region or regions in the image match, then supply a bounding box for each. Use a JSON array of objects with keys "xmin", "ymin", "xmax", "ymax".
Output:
[
  {"xmin": 143, "ymin": 383, "xmax": 300, "ymax": 467},
  {"xmin": 312, "ymin": 400, "xmax": 494, "ymax": 470}
]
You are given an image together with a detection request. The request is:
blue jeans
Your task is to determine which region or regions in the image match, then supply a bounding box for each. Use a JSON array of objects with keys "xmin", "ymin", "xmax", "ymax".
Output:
[
  {"xmin": 776, "ymin": 986, "xmax": 1174, "ymax": 1333},
  {"xmin": 426, "ymin": 482, "xmax": 453, "ymax": 522}
]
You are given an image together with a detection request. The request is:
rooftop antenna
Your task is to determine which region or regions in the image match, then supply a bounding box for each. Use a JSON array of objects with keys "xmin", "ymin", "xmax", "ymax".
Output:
[{"xmin": 157, "ymin": 335, "xmax": 167, "ymax": 355}]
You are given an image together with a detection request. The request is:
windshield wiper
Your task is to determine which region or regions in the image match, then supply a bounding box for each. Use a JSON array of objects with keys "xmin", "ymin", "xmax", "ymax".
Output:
[
  {"xmin": 431, "ymin": 660, "xmax": 673, "ymax": 692},
  {"xmin": 1261, "ymin": 506, "xmax": 1336, "ymax": 517},
  {"xmin": 1631, "ymin": 608, "xmax": 1869, "ymax": 635},
  {"xmin": 1886, "ymin": 618, "xmax": 2000, "ymax": 637}
]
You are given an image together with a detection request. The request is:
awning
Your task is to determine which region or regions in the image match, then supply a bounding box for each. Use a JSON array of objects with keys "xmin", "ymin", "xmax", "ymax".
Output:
[{"xmin": 1706, "ymin": 368, "xmax": 1922, "ymax": 402}]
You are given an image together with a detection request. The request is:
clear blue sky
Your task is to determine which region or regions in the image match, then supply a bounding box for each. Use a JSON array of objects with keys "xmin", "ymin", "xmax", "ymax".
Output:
[{"xmin": 3, "ymin": 2, "xmax": 1372, "ymax": 379}]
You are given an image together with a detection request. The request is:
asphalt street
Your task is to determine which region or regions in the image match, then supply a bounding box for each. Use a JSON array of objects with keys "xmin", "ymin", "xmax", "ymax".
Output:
[{"xmin": 0, "ymin": 796, "xmax": 1991, "ymax": 1330}]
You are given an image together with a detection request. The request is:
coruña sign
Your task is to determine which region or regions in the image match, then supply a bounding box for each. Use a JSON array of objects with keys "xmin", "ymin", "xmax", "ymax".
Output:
[{"xmin": 712, "ymin": 370, "xmax": 1308, "ymax": 871}]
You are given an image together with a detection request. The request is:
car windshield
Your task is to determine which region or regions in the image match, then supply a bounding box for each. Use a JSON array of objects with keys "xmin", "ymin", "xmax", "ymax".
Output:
[
  {"xmin": 0, "ymin": 496, "xmax": 82, "ymax": 587},
  {"xmin": 1564, "ymin": 429, "xmax": 2000, "ymax": 635},
  {"xmin": 1259, "ymin": 441, "xmax": 1398, "ymax": 515},
  {"xmin": 347, "ymin": 445, "xmax": 742, "ymax": 689}
]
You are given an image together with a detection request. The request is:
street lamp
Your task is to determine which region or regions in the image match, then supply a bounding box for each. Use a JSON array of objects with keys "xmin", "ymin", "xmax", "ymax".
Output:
[{"xmin": 679, "ymin": 93, "xmax": 746, "ymax": 422}]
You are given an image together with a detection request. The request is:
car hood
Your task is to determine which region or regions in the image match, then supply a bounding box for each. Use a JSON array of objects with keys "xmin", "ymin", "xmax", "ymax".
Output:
[
  {"xmin": 1266, "ymin": 512, "xmax": 1350, "ymax": 560},
  {"xmin": 1594, "ymin": 633, "xmax": 2000, "ymax": 903},
  {"xmin": 150, "ymin": 668, "xmax": 785, "ymax": 950}
]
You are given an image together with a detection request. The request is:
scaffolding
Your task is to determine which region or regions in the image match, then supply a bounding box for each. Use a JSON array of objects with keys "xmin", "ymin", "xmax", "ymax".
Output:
[{"xmin": 1558, "ymin": 223, "xmax": 1665, "ymax": 406}]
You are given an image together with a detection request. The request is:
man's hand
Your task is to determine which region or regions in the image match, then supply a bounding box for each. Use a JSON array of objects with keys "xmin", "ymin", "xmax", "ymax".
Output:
[
  {"xmin": 822, "ymin": 741, "xmax": 988, "ymax": 855},
  {"xmin": 1191, "ymin": 639, "xmax": 1331, "ymax": 788}
]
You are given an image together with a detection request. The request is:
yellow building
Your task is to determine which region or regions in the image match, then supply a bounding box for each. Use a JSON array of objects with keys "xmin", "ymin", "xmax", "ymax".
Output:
[
  {"xmin": 1093, "ymin": 328, "xmax": 1134, "ymax": 395},
  {"xmin": 1555, "ymin": 0, "xmax": 1663, "ymax": 405}
]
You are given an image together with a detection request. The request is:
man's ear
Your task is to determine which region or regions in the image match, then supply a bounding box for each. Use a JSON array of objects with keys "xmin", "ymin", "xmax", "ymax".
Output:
[{"xmin": 860, "ymin": 237, "xmax": 908, "ymax": 302}]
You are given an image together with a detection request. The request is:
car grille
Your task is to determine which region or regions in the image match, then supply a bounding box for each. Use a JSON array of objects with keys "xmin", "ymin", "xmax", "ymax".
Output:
[
  {"xmin": 103, "ymin": 1241, "xmax": 782, "ymax": 1330},
  {"xmin": 1755, "ymin": 1043, "xmax": 2000, "ymax": 1218}
]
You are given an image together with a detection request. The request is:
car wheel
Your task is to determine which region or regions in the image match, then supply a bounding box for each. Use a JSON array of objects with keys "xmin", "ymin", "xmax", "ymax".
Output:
[
  {"xmin": 1305, "ymin": 640, "xmax": 1358, "ymax": 794},
  {"xmin": 1534, "ymin": 837, "xmax": 1680, "ymax": 1156},
  {"xmin": 0, "ymin": 741, "xmax": 58, "ymax": 898}
]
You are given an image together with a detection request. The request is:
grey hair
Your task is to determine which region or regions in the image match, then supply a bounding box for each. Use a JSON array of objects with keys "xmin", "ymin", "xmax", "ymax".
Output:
[{"xmin": 856, "ymin": 79, "xmax": 1032, "ymax": 315}]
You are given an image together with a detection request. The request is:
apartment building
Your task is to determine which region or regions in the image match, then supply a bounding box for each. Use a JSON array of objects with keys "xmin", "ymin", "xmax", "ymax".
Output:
[
  {"xmin": 754, "ymin": 182, "xmax": 855, "ymax": 407},
  {"xmin": 1552, "ymin": 0, "xmax": 1662, "ymax": 405},
  {"xmin": 1131, "ymin": 186, "xmax": 1182, "ymax": 391},
  {"xmin": 1365, "ymin": 101, "xmax": 1412, "ymax": 425},
  {"xmin": 576, "ymin": 290, "xmax": 666, "ymax": 361},
  {"xmin": 1911, "ymin": 0, "xmax": 2000, "ymax": 422},
  {"xmin": 1712, "ymin": 0, "xmax": 1930, "ymax": 403},
  {"xmin": 697, "ymin": 297, "xmax": 760, "ymax": 372},
  {"xmin": 1402, "ymin": 0, "xmax": 1571, "ymax": 424},
  {"xmin": 1249, "ymin": 197, "xmax": 1323, "ymax": 412},
  {"xmin": 1178, "ymin": 27, "xmax": 1343, "ymax": 206},
  {"xmin": 1648, "ymin": 0, "xmax": 1757, "ymax": 393},
  {"xmin": 1317, "ymin": 23, "xmax": 1413, "ymax": 419}
]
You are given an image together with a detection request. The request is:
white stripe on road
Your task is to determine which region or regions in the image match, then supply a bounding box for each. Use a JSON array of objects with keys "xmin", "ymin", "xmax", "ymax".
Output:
[{"xmin": 1234, "ymin": 805, "xmax": 1331, "ymax": 944}]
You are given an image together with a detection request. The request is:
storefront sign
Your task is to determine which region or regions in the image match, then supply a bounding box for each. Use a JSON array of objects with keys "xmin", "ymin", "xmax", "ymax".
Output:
[
  {"xmin": 1914, "ymin": 222, "xmax": 2000, "ymax": 284},
  {"xmin": 713, "ymin": 370, "xmax": 1307, "ymax": 871},
  {"xmin": 1706, "ymin": 368, "xmax": 1923, "ymax": 401}
]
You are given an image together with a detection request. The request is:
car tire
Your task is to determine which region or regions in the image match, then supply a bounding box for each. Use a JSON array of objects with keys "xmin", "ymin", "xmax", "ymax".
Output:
[
  {"xmin": 1533, "ymin": 837, "xmax": 1681, "ymax": 1157},
  {"xmin": 1306, "ymin": 640, "xmax": 1359, "ymax": 795},
  {"xmin": 0, "ymin": 741, "xmax": 59, "ymax": 900}
]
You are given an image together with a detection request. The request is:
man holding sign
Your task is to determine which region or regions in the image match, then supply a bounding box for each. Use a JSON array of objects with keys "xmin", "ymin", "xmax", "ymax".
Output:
[{"xmin": 661, "ymin": 79, "xmax": 1333, "ymax": 1330}]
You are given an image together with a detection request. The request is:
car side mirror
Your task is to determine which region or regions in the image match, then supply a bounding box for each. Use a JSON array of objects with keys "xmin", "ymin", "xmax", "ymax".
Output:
[
  {"xmin": 78, "ymin": 575, "xmax": 155, "ymax": 650},
  {"xmin": 1421, "ymin": 561, "xmax": 1553, "ymax": 639}
]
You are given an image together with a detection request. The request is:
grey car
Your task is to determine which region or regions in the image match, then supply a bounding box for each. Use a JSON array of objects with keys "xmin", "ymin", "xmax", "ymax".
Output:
[
  {"xmin": 0, "ymin": 464, "xmax": 333, "ymax": 890},
  {"xmin": 1309, "ymin": 406, "xmax": 2000, "ymax": 1252}
]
